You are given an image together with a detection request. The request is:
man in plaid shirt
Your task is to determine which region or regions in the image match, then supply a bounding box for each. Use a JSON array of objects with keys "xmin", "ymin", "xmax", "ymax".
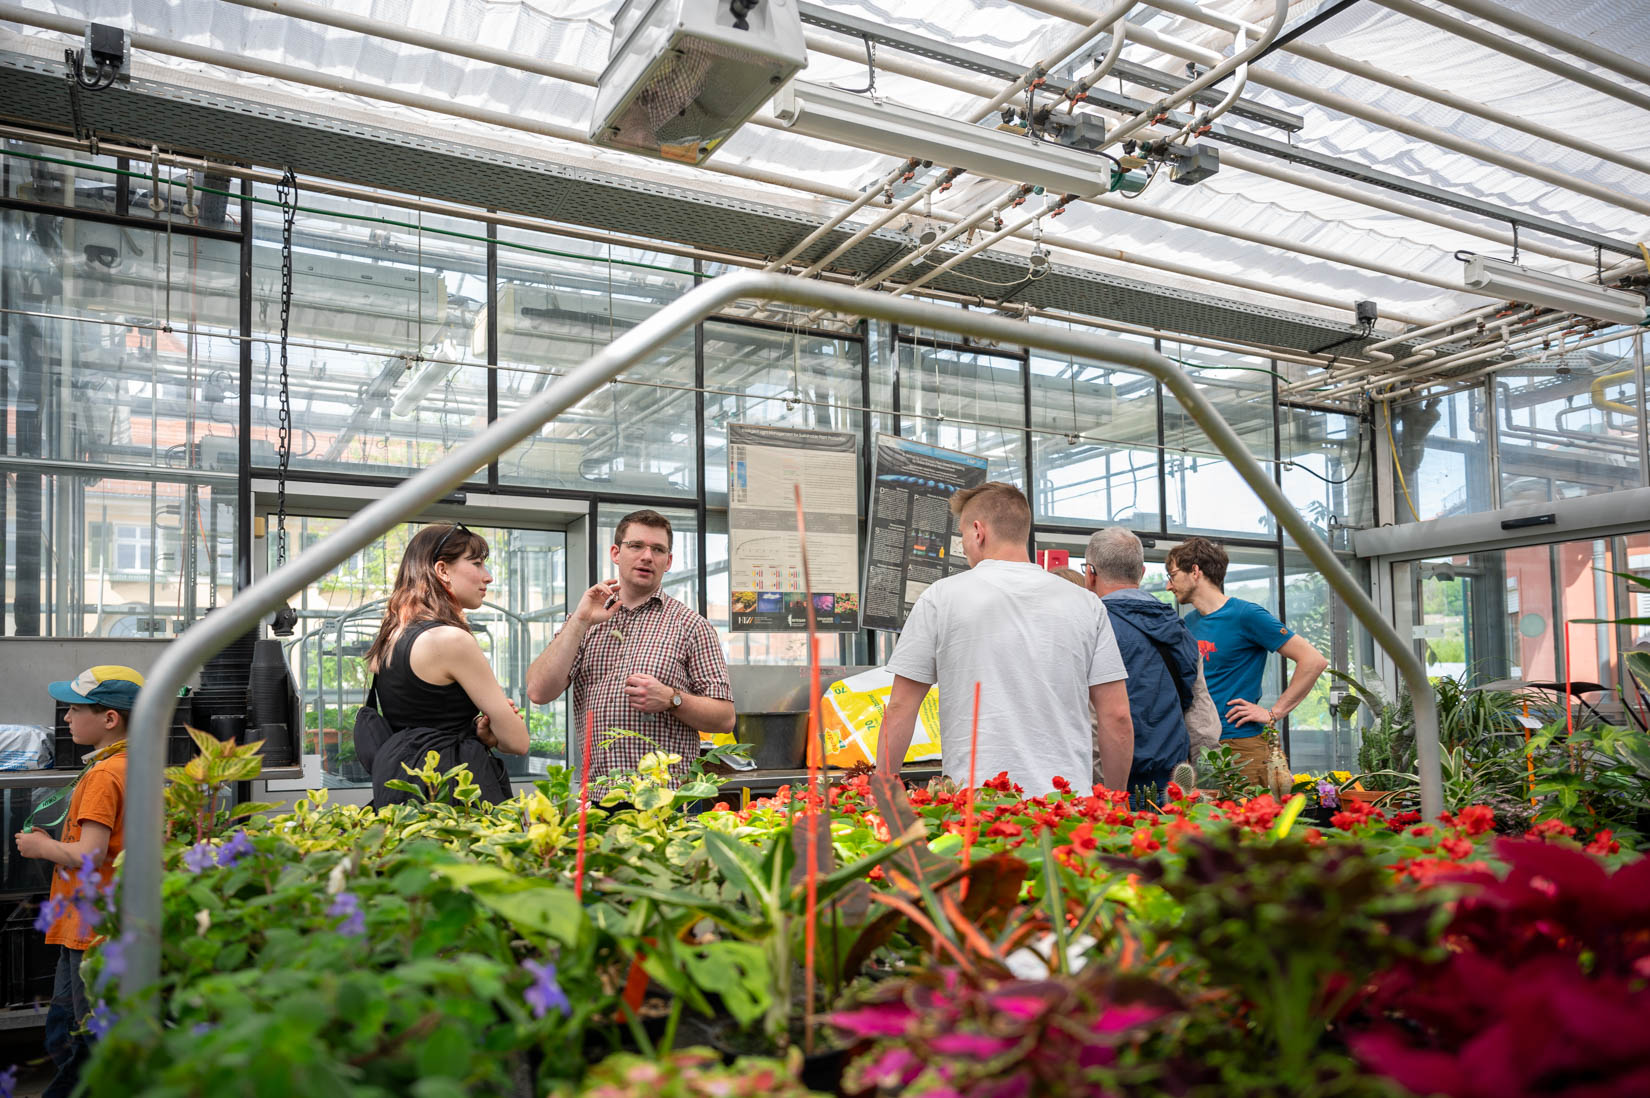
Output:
[{"xmin": 528, "ymin": 510, "xmax": 734, "ymax": 783}]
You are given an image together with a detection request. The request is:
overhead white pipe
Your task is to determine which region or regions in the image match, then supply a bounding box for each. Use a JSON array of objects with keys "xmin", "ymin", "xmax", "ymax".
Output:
[
  {"xmin": 809, "ymin": 20, "xmax": 1596, "ymax": 268},
  {"xmin": 1050, "ymin": 9, "xmax": 1650, "ymax": 219},
  {"xmin": 1285, "ymin": 39, "xmax": 1650, "ymax": 179},
  {"xmin": 1435, "ymin": 0, "xmax": 1650, "ymax": 89},
  {"xmin": 1290, "ymin": 307, "xmax": 1541, "ymax": 395},
  {"xmin": 0, "ymin": 123, "xmax": 1390, "ymax": 378},
  {"xmin": 1379, "ymin": 326, "xmax": 1638, "ymax": 403},
  {"xmin": 1372, "ymin": 0, "xmax": 1650, "ymax": 116},
  {"xmin": 896, "ymin": 199, "xmax": 1055, "ymax": 296},
  {"xmin": 1105, "ymin": 0, "xmax": 1289, "ymax": 150},
  {"xmin": 1162, "ymin": 26, "xmax": 1248, "ymax": 144},
  {"xmin": 1317, "ymin": 315, "xmax": 1585, "ymax": 400}
]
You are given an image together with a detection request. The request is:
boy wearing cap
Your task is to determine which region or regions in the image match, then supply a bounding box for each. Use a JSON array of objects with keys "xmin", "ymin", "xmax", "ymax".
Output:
[{"xmin": 15, "ymin": 665, "xmax": 142, "ymax": 1098}]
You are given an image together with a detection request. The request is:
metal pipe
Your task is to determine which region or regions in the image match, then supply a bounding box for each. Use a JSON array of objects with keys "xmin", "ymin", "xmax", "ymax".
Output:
[
  {"xmin": 1106, "ymin": 0, "xmax": 1289, "ymax": 150},
  {"xmin": 1162, "ymin": 25, "xmax": 1249, "ymax": 144},
  {"xmin": 124, "ymin": 271, "xmax": 1443, "ymax": 1012},
  {"xmin": 1436, "ymin": 0, "xmax": 1650, "ymax": 88},
  {"xmin": 1372, "ymin": 0, "xmax": 1650, "ymax": 116},
  {"xmin": 795, "ymin": 170, "xmax": 959, "ymax": 279},
  {"xmin": 1380, "ymin": 326, "xmax": 1638, "ymax": 402},
  {"xmin": 1099, "ymin": 15, "xmax": 1650, "ymax": 219}
]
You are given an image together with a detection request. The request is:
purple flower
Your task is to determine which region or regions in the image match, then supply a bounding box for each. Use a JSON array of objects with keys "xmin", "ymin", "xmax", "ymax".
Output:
[
  {"xmin": 216, "ymin": 830, "xmax": 254, "ymax": 869},
  {"xmin": 85, "ymin": 1001, "xmax": 117, "ymax": 1040},
  {"xmin": 73, "ymin": 898, "xmax": 100, "ymax": 932},
  {"xmin": 95, "ymin": 932, "xmax": 130, "ymax": 992},
  {"xmin": 327, "ymin": 891, "xmax": 365, "ymax": 937},
  {"xmin": 1317, "ymin": 781, "xmax": 1340, "ymax": 810},
  {"xmin": 182, "ymin": 842, "xmax": 216, "ymax": 874},
  {"xmin": 191, "ymin": 1021, "xmax": 214, "ymax": 1036},
  {"xmin": 521, "ymin": 959, "xmax": 571, "ymax": 1019},
  {"xmin": 0, "ymin": 1064, "xmax": 16, "ymax": 1098},
  {"xmin": 33, "ymin": 897, "xmax": 66, "ymax": 935}
]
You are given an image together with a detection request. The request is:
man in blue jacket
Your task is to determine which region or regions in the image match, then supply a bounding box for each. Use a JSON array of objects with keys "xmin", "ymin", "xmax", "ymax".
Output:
[{"xmin": 1083, "ymin": 528, "xmax": 1218, "ymax": 807}]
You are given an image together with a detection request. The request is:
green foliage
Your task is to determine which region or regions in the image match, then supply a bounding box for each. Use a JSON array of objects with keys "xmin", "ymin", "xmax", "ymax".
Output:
[
  {"xmin": 1195, "ymin": 743, "xmax": 1256, "ymax": 800},
  {"xmin": 1131, "ymin": 830, "xmax": 1448, "ymax": 1096},
  {"xmin": 568, "ymin": 1048, "xmax": 822, "ymax": 1098}
]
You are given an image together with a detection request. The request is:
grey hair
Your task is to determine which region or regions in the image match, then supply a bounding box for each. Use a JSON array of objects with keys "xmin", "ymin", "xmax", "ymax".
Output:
[{"xmin": 1085, "ymin": 527, "xmax": 1145, "ymax": 584}]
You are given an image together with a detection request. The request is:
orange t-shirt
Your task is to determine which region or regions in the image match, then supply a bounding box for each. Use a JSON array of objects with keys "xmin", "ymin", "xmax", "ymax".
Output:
[{"xmin": 45, "ymin": 751, "xmax": 127, "ymax": 950}]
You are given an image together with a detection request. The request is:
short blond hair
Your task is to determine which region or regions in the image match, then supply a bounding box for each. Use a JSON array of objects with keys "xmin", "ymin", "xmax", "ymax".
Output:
[{"xmin": 949, "ymin": 481, "xmax": 1031, "ymax": 545}]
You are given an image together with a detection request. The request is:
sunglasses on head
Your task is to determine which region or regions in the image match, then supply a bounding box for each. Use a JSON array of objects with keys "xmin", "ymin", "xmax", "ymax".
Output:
[{"xmin": 429, "ymin": 522, "xmax": 472, "ymax": 561}]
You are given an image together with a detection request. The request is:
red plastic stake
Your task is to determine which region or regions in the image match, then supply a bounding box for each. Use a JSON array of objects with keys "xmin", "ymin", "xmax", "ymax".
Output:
[{"xmin": 574, "ymin": 711, "xmax": 595, "ymax": 902}]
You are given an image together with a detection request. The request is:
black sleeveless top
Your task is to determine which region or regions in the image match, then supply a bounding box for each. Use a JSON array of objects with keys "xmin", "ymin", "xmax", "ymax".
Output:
[{"xmin": 376, "ymin": 620, "xmax": 480, "ymax": 735}]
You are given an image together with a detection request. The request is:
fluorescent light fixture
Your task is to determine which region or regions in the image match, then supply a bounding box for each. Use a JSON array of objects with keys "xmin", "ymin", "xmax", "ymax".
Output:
[
  {"xmin": 590, "ymin": 0, "xmax": 806, "ymax": 166},
  {"xmin": 1463, "ymin": 254, "xmax": 1648, "ymax": 328},
  {"xmin": 774, "ymin": 82, "xmax": 1110, "ymax": 198}
]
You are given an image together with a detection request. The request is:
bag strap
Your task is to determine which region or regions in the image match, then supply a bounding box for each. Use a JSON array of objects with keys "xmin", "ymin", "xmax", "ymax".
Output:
[
  {"xmin": 364, "ymin": 675, "xmax": 380, "ymax": 712},
  {"xmin": 1145, "ymin": 635, "xmax": 1196, "ymax": 711}
]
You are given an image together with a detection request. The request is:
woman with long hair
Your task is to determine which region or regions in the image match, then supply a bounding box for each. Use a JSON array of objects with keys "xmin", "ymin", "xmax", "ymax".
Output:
[{"xmin": 359, "ymin": 522, "xmax": 528, "ymax": 805}]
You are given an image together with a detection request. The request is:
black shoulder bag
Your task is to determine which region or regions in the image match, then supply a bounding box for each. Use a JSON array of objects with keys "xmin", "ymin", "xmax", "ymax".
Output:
[{"xmin": 353, "ymin": 677, "xmax": 394, "ymax": 772}]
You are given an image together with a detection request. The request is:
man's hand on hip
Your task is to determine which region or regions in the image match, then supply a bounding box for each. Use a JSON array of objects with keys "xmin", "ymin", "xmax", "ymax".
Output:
[
  {"xmin": 1225, "ymin": 698, "xmax": 1273, "ymax": 727},
  {"xmin": 624, "ymin": 673, "xmax": 675, "ymax": 713}
]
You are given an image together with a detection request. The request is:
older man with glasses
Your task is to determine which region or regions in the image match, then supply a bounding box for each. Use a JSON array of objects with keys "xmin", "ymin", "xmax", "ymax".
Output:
[{"xmin": 527, "ymin": 509, "xmax": 733, "ymax": 783}]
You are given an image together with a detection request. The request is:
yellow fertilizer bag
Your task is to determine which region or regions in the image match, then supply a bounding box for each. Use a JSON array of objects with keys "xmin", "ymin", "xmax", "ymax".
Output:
[{"xmin": 820, "ymin": 667, "xmax": 942, "ymax": 768}]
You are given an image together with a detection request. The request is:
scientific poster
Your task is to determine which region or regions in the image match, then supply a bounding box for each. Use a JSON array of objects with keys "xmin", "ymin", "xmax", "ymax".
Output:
[
  {"xmin": 862, "ymin": 434, "xmax": 990, "ymax": 632},
  {"xmin": 727, "ymin": 424, "xmax": 861, "ymax": 632}
]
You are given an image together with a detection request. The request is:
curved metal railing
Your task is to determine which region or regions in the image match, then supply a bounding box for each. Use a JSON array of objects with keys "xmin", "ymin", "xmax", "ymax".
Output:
[{"xmin": 123, "ymin": 272, "xmax": 1441, "ymax": 1003}]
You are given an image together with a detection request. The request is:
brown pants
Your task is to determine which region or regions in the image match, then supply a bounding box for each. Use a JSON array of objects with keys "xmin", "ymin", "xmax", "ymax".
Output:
[{"xmin": 1224, "ymin": 733, "xmax": 1286, "ymax": 789}]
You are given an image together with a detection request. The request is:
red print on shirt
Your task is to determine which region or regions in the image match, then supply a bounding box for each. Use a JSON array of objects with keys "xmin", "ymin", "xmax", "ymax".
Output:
[{"xmin": 1197, "ymin": 639, "xmax": 1217, "ymax": 661}]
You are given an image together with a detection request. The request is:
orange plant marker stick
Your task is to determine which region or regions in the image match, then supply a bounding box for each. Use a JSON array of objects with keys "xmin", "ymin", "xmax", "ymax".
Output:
[{"xmin": 795, "ymin": 483, "xmax": 823, "ymax": 1055}]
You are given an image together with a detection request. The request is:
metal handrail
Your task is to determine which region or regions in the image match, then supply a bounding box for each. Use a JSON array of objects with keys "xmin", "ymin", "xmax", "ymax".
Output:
[{"xmin": 124, "ymin": 271, "xmax": 1441, "ymax": 1004}]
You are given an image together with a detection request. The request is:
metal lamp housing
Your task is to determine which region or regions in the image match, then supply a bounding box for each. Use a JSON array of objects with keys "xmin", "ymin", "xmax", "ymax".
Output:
[
  {"xmin": 590, "ymin": 0, "xmax": 806, "ymax": 165},
  {"xmin": 1462, "ymin": 253, "xmax": 1648, "ymax": 328}
]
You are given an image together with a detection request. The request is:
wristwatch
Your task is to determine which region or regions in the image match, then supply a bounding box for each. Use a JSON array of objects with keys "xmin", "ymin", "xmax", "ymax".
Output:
[{"xmin": 670, "ymin": 692, "xmax": 684, "ymax": 709}]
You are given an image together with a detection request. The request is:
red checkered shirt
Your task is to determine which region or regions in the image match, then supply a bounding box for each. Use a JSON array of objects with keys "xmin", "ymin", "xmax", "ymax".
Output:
[{"xmin": 562, "ymin": 591, "xmax": 732, "ymax": 783}]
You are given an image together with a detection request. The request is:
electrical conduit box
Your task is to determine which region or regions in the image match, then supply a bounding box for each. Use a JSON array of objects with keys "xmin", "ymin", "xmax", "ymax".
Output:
[{"xmin": 591, "ymin": 0, "xmax": 807, "ymax": 165}]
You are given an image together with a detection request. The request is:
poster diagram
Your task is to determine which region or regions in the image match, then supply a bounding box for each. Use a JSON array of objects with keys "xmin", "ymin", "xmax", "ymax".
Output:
[
  {"xmin": 862, "ymin": 434, "xmax": 990, "ymax": 632},
  {"xmin": 727, "ymin": 424, "xmax": 860, "ymax": 632}
]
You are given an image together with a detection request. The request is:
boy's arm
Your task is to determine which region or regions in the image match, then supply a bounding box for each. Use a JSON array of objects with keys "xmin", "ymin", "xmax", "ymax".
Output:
[{"xmin": 15, "ymin": 820, "xmax": 111, "ymax": 869}]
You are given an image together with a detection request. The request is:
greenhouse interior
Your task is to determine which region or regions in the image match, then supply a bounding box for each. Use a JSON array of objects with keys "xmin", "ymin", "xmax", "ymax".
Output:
[{"xmin": 0, "ymin": 0, "xmax": 1647, "ymax": 1094}]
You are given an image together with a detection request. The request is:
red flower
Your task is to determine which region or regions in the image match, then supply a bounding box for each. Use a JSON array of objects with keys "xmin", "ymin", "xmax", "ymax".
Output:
[
  {"xmin": 985, "ymin": 820, "xmax": 1023, "ymax": 839},
  {"xmin": 1526, "ymin": 818, "xmax": 1578, "ymax": 841},
  {"xmin": 1439, "ymin": 836, "xmax": 1473, "ymax": 860},
  {"xmin": 1051, "ymin": 775, "xmax": 1072, "ymax": 793},
  {"xmin": 1071, "ymin": 822, "xmax": 1100, "ymax": 853},
  {"xmin": 982, "ymin": 771, "xmax": 1018, "ymax": 793},
  {"xmin": 1585, "ymin": 830, "xmax": 1621, "ymax": 856},
  {"xmin": 1455, "ymin": 805, "xmax": 1495, "ymax": 836},
  {"xmin": 1301, "ymin": 827, "xmax": 1325, "ymax": 846},
  {"xmin": 1409, "ymin": 824, "xmax": 1437, "ymax": 838},
  {"xmin": 1130, "ymin": 828, "xmax": 1161, "ymax": 857},
  {"xmin": 1165, "ymin": 781, "xmax": 1185, "ymax": 801}
]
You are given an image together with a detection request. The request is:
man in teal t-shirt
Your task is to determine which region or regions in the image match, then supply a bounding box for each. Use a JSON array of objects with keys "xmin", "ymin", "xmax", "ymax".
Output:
[{"xmin": 1165, "ymin": 537, "xmax": 1328, "ymax": 786}]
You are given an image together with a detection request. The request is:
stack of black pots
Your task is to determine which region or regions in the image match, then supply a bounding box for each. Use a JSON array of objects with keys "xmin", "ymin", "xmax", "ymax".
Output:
[{"xmin": 191, "ymin": 616, "xmax": 260, "ymax": 751}]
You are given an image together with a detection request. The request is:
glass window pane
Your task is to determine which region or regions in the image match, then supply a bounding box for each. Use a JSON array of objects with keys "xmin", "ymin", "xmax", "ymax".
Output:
[
  {"xmin": 495, "ymin": 230, "xmax": 697, "ymax": 495},
  {"xmin": 1393, "ymin": 386, "xmax": 1492, "ymax": 522},
  {"xmin": 248, "ymin": 190, "xmax": 489, "ymax": 480},
  {"xmin": 1280, "ymin": 405, "xmax": 1373, "ymax": 539},
  {"xmin": 896, "ymin": 340, "xmax": 1025, "ymax": 486},
  {"xmin": 1494, "ymin": 334, "xmax": 1641, "ymax": 505},
  {"xmin": 3, "ymin": 474, "xmax": 236, "ymax": 637},
  {"xmin": 1161, "ymin": 345, "xmax": 1277, "ymax": 539},
  {"xmin": 702, "ymin": 321, "xmax": 863, "ymax": 510},
  {"xmin": 1030, "ymin": 340, "xmax": 1160, "ymax": 527},
  {"xmin": 1283, "ymin": 548, "xmax": 1365, "ymax": 771}
]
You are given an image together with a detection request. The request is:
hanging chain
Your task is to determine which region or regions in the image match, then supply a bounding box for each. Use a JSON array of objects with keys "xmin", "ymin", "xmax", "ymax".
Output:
[{"xmin": 275, "ymin": 167, "xmax": 296, "ymax": 568}]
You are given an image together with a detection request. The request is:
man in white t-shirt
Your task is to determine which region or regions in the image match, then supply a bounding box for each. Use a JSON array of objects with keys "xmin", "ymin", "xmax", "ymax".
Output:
[{"xmin": 876, "ymin": 482, "xmax": 1134, "ymax": 796}]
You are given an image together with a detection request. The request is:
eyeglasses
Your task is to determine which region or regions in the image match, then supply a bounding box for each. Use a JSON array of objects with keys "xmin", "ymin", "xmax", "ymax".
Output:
[
  {"xmin": 430, "ymin": 522, "xmax": 472, "ymax": 560},
  {"xmin": 1165, "ymin": 567, "xmax": 1186, "ymax": 580},
  {"xmin": 619, "ymin": 539, "xmax": 670, "ymax": 557}
]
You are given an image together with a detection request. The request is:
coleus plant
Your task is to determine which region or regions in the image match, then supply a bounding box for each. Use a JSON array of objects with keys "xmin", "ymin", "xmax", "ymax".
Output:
[{"xmin": 1346, "ymin": 836, "xmax": 1650, "ymax": 1098}]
